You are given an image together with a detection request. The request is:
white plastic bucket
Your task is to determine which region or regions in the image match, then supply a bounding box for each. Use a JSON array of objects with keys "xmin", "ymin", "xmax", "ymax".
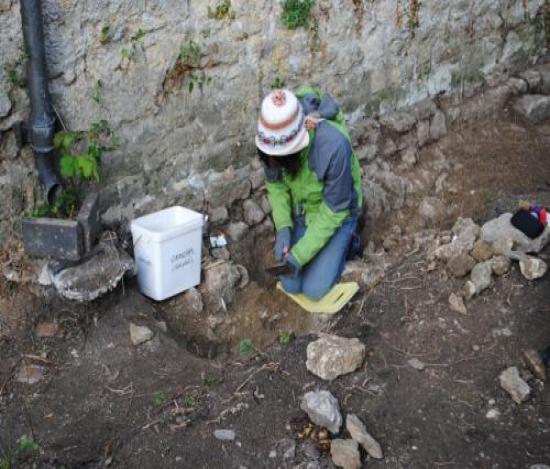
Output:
[{"xmin": 130, "ymin": 206, "xmax": 204, "ymax": 301}]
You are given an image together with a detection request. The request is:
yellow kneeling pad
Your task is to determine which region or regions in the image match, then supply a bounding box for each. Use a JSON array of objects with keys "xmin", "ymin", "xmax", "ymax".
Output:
[{"xmin": 276, "ymin": 281, "xmax": 359, "ymax": 315}]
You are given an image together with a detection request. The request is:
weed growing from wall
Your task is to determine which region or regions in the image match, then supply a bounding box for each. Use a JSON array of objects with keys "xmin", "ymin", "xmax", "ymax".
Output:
[
  {"xmin": 164, "ymin": 40, "xmax": 212, "ymax": 95},
  {"xmin": 208, "ymin": 0, "xmax": 235, "ymax": 20},
  {"xmin": 281, "ymin": 0, "xmax": 314, "ymax": 29},
  {"xmin": 120, "ymin": 28, "xmax": 146, "ymax": 63},
  {"xmin": 100, "ymin": 25, "xmax": 111, "ymax": 44}
]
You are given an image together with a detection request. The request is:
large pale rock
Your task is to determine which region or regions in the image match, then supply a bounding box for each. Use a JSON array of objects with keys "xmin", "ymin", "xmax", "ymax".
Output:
[
  {"xmin": 519, "ymin": 256, "xmax": 547, "ymax": 280},
  {"xmin": 481, "ymin": 213, "xmax": 550, "ymax": 254},
  {"xmin": 300, "ymin": 390, "xmax": 342, "ymax": 434},
  {"xmin": 346, "ymin": 414, "xmax": 383, "ymax": 459},
  {"xmin": 306, "ymin": 334, "xmax": 366, "ymax": 381},
  {"xmin": 447, "ymin": 253, "xmax": 476, "ymax": 278},
  {"xmin": 499, "ymin": 366, "xmax": 531, "ymax": 404},
  {"xmin": 330, "ymin": 439, "xmax": 361, "ymax": 469},
  {"xmin": 129, "ymin": 323, "xmax": 153, "ymax": 346},
  {"xmin": 512, "ymin": 95, "xmax": 550, "ymax": 122},
  {"xmin": 470, "ymin": 262, "xmax": 493, "ymax": 294}
]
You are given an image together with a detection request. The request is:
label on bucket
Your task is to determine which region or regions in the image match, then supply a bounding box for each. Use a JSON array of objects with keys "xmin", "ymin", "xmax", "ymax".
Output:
[{"xmin": 170, "ymin": 247, "xmax": 196, "ymax": 272}]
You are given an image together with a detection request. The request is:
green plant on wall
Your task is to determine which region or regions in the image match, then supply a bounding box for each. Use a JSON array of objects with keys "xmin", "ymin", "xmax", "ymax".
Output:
[
  {"xmin": 208, "ymin": 0, "xmax": 236, "ymax": 20},
  {"xmin": 164, "ymin": 40, "xmax": 212, "ymax": 94},
  {"xmin": 100, "ymin": 24, "xmax": 111, "ymax": 45},
  {"xmin": 121, "ymin": 28, "xmax": 146, "ymax": 63},
  {"xmin": 92, "ymin": 79, "xmax": 103, "ymax": 104},
  {"xmin": 281, "ymin": 0, "xmax": 314, "ymax": 29}
]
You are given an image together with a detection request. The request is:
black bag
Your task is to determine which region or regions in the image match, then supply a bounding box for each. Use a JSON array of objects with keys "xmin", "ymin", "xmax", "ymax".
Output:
[{"xmin": 510, "ymin": 209, "xmax": 545, "ymax": 239}]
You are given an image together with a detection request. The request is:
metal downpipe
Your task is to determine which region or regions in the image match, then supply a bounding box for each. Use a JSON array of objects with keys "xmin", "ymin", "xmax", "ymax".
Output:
[{"xmin": 19, "ymin": 0, "xmax": 62, "ymax": 205}]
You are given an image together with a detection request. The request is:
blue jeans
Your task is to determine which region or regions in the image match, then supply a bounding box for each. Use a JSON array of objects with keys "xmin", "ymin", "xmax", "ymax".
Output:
[{"xmin": 281, "ymin": 216, "xmax": 358, "ymax": 301}]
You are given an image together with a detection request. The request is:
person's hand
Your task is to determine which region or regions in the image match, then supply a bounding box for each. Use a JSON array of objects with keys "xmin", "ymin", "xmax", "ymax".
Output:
[
  {"xmin": 274, "ymin": 228, "xmax": 291, "ymax": 262},
  {"xmin": 283, "ymin": 253, "xmax": 301, "ymax": 277}
]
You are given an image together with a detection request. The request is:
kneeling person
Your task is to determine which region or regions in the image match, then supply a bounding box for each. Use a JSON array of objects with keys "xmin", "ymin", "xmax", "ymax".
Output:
[{"xmin": 255, "ymin": 87, "xmax": 363, "ymax": 300}]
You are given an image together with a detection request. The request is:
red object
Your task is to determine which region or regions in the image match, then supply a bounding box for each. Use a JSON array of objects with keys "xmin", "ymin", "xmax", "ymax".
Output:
[{"xmin": 540, "ymin": 208, "xmax": 547, "ymax": 225}]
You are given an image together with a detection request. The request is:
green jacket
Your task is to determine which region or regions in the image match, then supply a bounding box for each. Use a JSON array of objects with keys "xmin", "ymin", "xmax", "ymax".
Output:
[{"xmin": 264, "ymin": 89, "xmax": 363, "ymax": 267}]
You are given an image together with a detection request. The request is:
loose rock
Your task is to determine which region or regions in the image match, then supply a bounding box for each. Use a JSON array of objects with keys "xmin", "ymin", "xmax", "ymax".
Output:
[
  {"xmin": 461, "ymin": 280, "xmax": 477, "ymax": 301},
  {"xmin": 499, "ymin": 366, "xmax": 531, "ymax": 404},
  {"xmin": 519, "ymin": 256, "xmax": 547, "ymax": 280},
  {"xmin": 16, "ymin": 364, "xmax": 45, "ymax": 384},
  {"xmin": 447, "ymin": 253, "xmax": 476, "ymax": 278},
  {"xmin": 522, "ymin": 349, "xmax": 546, "ymax": 381},
  {"xmin": 449, "ymin": 293, "xmax": 467, "ymax": 315},
  {"xmin": 214, "ymin": 429, "xmax": 236, "ymax": 441},
  {"xmin": 470, "ymin": 262, "xmax": 492, "ymax": 294},
  {"xmin": 129, "ymin": 323, "xmax": 154, "ymax": 346},
  {"xmin": 300, "ymin": 390, "xmax": 342, "ymax": 434},
  {"xmin": 346, "ymin": 414, "xmax": 383, "ymax": 459},
  {"xmin": 429, "ymin": 110, "xmax": 447, "ymax": 141},
  {"xmin": 485, "ymin": 408, "xmax": 501, "ymax": 420},
  {"xmin": 471, "ymin": 240, "xmax": 494, "ymax": 262},
  {"xmin": 306, "ymin": 334, "xmax": 365, "ymax": 381},
  {"xmin": 407, "ymin": 358, "xmax": 426, "ymax": 371},
  {"xmin": 490, "ymin": 255, "xmax": 511, "ymax": 276},
  {"xmin": 330, "ymin": 439, "xmax": 361, "ymax": 469}
]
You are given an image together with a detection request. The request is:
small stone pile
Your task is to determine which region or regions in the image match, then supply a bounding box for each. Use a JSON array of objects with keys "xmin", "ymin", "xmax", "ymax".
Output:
[
  {"xmin": 299, "ymin": 335, "xmax": 383, "ymax": 468},
  {"xmin": 428, "ymin": 215, "xmax": 549, "ymax": 313}
]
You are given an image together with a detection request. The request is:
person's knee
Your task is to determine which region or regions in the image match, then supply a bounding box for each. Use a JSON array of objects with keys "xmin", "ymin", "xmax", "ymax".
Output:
[
  {"xmin": 302, "ymin": 282, "xmax": 331, "ymax": 301},
  {"xmin": 281, "ymin": 277, "xmax": 302, "ymax": 294}
]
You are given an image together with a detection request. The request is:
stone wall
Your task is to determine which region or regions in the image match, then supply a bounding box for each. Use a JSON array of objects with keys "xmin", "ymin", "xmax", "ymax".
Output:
[{"xmin": 0, "ymin": 0, "xmax": 547, "ymax": 244}]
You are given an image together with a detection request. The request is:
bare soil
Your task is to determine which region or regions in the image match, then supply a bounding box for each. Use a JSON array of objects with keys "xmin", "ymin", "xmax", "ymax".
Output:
[{"xmin": 1, "ymin": 113, "xmax": 550, "ymax": 469}]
